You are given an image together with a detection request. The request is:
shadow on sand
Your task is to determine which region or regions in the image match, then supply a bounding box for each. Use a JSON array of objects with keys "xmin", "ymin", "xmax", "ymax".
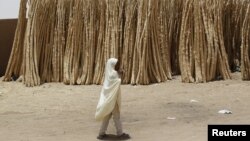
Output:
[{"xmin": 98, "ymin": 134, "xmax": 131, "ymax": 141}]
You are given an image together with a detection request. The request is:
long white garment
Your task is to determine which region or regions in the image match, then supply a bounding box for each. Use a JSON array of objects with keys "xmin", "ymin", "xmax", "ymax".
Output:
[
  {"xmin": 99, "ymin": 104, "xmax": 123, "ymax": 135},
  {"xmin": 95, "ymin": 58, "xmax": 121, "ymax": 121}
]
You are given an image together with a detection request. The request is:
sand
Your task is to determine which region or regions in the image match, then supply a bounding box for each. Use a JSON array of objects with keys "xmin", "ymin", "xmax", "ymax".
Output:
[{"xmin": 0, "ymin": 72, "xmax": 250, "ymax": 141}]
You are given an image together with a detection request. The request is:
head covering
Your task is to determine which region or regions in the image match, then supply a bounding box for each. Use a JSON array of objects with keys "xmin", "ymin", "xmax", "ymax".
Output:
[
  {"xmin": 103, "ymin": 58, "xmax": 119, "ymax": 87},
  {"xmin": 95, "ymin": 58, "xmax": 121, "ymax": 121}
]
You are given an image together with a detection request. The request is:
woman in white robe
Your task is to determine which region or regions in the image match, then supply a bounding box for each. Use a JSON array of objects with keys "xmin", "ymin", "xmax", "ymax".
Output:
[{"xmin": 95, "ymin": 58, "xmax": 129, "ymax": 139}]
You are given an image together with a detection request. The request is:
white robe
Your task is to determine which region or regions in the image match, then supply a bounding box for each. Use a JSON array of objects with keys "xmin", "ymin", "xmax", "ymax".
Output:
[{"xmin": 95, "ymin": 58, "xmax": 121, "ymax": 121}]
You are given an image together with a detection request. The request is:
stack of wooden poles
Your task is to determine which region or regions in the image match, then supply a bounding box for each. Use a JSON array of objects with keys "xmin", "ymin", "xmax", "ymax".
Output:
[
  {"xmin": 3, "ymin": 0, "xmax": 250, "ymax": 86},
  {"xmin": 179, "ymin": 0, "xmax": 232, "ymax": 83},
  {"xmin": 241, "ymin": 2, "xmax": 250, "ymax": 80}
]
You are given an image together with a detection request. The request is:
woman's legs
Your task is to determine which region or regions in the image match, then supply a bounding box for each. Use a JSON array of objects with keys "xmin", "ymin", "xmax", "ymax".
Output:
[
  {"xmin": 98, "ymin": 104, "xmax": 124, "ymax": 136},
  {"xmin": 99, "ymin": 113, "xmax": 112, "ymax": 135},
  {"xmin": 112, "ymin": 104, "xmax": 123, "ymax": 135}
]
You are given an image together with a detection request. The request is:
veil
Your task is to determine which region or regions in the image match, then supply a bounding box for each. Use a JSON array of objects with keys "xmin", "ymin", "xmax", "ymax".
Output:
[{"xmin": 95, "ymin": 58, "xmax": 121, "ymax": 121}]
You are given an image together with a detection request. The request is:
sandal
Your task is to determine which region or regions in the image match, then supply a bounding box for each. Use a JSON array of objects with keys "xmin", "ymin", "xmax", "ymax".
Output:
[
  {"xmin": 118, "ymin": 133, "xmax": 130, "ymax": 139},
  {"xmin": 97, "ymin": 134, "xmax": 108, "ymax": 140}
]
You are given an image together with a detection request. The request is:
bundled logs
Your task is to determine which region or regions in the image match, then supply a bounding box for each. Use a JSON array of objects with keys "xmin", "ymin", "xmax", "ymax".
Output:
[
  {"xmin": 130, "ymin": 0, "xmax": 173, "ymax": 85},
  {"xmin": 222, "ymin": 0, "xmax": 247, "ymax": 71},
  {"xmin": 222, "ymin": 0, "xmax": 250, "ymax": 80},
  {"xmin": 53, "ymin": 0, "xmax": 70, "ymax": 82},
  {"xmin": 3, "ymin": 0, "xmax": 27, "ymax": 81},
  {"xmin": 241, "ymin": 4, "xmax": 250, "ymax": 80},
  {"xmin": 179, "ymin": 0, "xmax": 232, "ymax": 83},
  {"xmin": 169, "ymin": 0, "xmax": 183, "ymax": 76},
  {"xmin": 3, "ymin": 0, "xmax": 250, "ymax": 86}
]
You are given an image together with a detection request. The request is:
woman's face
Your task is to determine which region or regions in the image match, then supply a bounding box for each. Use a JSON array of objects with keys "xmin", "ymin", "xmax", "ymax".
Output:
[{"xmin": 115, "ymin": 60, "xmax": 120, "ymax": 71}]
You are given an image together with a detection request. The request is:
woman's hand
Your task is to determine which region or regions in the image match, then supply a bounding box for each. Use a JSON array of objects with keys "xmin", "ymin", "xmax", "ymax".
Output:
[{"xmin": 118, "ymin": 69, "xmax": 125, "ymax": 78}]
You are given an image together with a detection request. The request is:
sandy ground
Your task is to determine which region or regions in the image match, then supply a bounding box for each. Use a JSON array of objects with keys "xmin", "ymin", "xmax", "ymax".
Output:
[{"xmin": 0, "ymin": 72, "xmax": 250, "ymax": 141}]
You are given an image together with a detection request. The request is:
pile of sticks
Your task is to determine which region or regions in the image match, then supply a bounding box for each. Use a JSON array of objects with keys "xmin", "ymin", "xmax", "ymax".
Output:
[
  {"xmin": 179, "ymin": 0, "xmax": 231, "ymax": 83},
  {"xmin": 241, "ymin": 3, "xmax": 250, "ymax": 80},
  {"xmin": 4, "ymin": 0, "xmax": 27, "ymax": 81},
  {"xmin": 222, "ymin": 0, "xmax": 250, "ymax": 80},
  {"xmin": 222, "ymin": 0, "xmax": 246, "ymax": 71},
  {"xmin": 3, "ymin": 0, "xmax": 250, "ymax": 86}
]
